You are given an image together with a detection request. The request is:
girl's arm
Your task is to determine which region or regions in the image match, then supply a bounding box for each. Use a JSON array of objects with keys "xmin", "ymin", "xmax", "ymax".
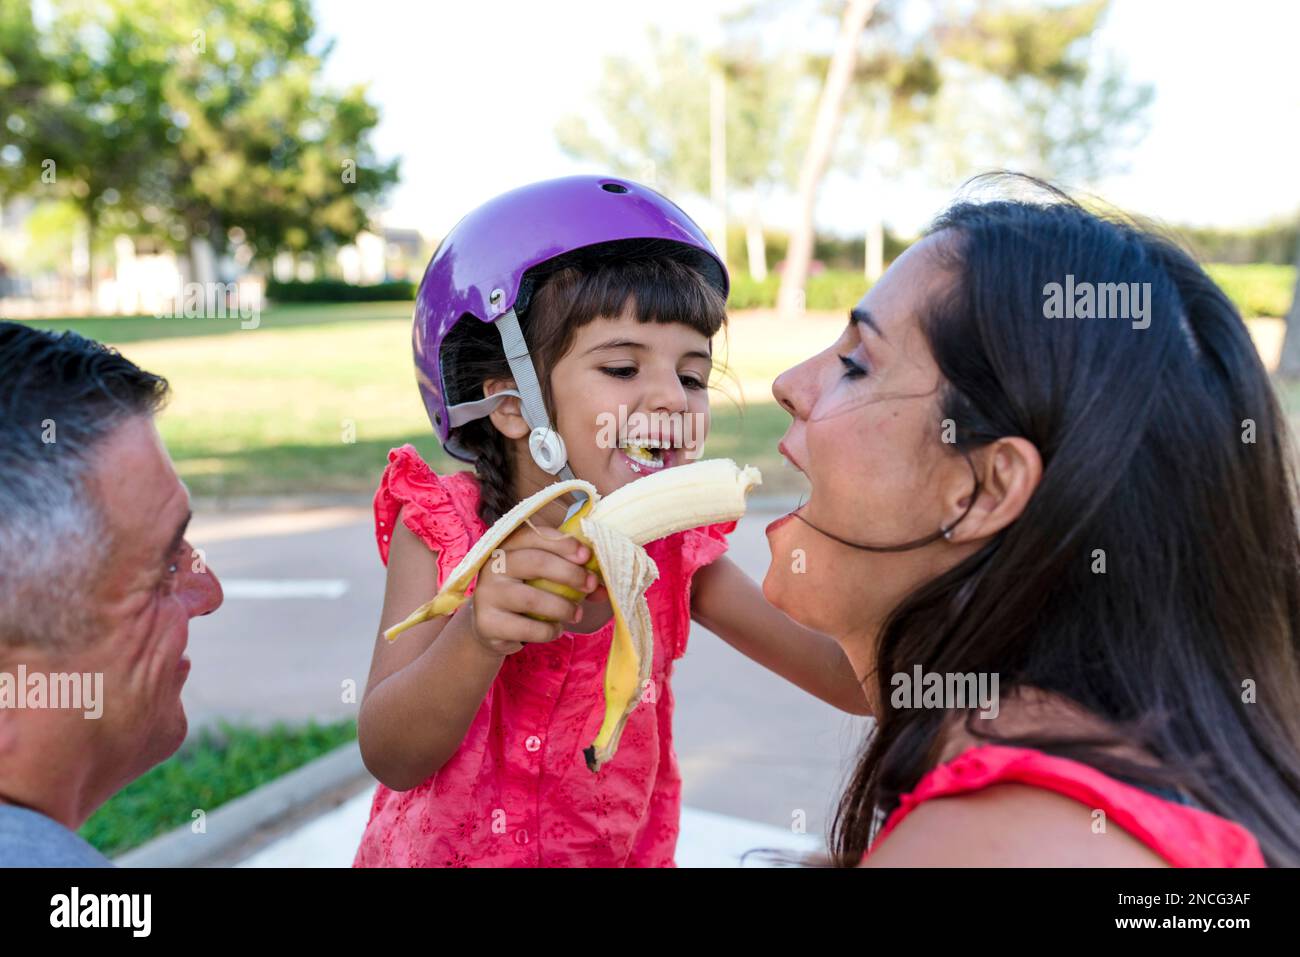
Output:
[
  {"xmin": 690, "ymin": 556, "xmax": 870, "ymax": 715},
  {"xmin": 357, "ymin": 511, "xmax": 507, "ymax": 790}
]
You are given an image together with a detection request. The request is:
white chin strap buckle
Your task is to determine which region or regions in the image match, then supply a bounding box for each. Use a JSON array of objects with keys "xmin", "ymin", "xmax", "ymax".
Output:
[{"xmin": 528, "ymin": 427, "xmax": 568, "ymax": 475}]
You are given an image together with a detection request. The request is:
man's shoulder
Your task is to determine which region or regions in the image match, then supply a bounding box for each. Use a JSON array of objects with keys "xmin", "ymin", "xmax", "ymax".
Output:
[{"xmin": 0, "ymin": 805, "xmax": 114, "ymax": 868}]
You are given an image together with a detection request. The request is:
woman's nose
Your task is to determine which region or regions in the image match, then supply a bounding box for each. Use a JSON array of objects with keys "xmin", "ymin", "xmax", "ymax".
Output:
[{"xmin": 773, "ymin": 358, "xmax": 817, "ymax": 419}]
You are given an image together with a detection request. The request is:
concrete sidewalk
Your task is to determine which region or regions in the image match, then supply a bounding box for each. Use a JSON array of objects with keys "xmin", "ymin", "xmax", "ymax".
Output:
[{"xmin": 236, "ymin": 783, "xmax": 823, "ymax": 868}]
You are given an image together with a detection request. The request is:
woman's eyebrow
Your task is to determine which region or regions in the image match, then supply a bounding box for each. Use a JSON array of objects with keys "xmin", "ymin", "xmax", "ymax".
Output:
[{"xmin": 849, "ymin": 306, "xmax": 885, "ymax": 341}]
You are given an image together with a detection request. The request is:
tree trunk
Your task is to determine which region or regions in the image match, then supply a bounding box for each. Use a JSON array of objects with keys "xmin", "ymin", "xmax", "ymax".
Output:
[
  {"xmin": 190, "ymin": 235, "xmax": 217, "ymax": 287},
  {"xmin": 865, "ymin": 214, "xmax": 883, "ymax": 283},
  {"xmin": 746, "ymin": 202, "xmax": 767, "ymax": 281},
  {"xmin": 710, "ymin": 68, "xmax": 727, "ymax": 272},
  {"xmin": 776, "ymin": 0, "xmax": 879, "ymax": 319},
  {"xmin": 1275, "ymin": 225, "xmax": 1300, "ymax": 378},
  {"xmin": 80, "ymin": 205, "xmax": 97, "ymax": 303}
]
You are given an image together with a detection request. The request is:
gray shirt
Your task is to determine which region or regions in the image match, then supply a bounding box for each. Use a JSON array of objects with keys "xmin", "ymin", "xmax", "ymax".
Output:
[{"xmin": 0, "ymin": 804, "xmax": 113, "ymax": 867}]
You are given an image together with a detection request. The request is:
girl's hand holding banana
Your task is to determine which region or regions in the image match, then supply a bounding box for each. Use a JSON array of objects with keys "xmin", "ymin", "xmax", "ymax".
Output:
[
  {"xmin": 466, "ymin": 522, "xmax": 600, "ymax": 658},
  {"xmin": 386, "ymin": 458, "xmax": 762, "ymax": 771}
]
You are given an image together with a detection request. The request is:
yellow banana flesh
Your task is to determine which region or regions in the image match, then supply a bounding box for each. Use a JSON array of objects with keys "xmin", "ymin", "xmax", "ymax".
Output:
[{"xmin": 383, "ymin": 458, "xmax": 762, "ymax": 771}]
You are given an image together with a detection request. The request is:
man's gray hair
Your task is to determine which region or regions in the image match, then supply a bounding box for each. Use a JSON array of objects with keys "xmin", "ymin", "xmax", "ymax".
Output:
[{"xmin": 0, "ymin": 323, "xmax": 169, "ymax": 649}]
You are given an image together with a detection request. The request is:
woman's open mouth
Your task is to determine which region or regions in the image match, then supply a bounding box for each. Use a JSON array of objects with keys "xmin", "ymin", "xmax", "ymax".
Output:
[{"xmin": 766, "ymin": 505, "xmax": 801, "ymax": 536}]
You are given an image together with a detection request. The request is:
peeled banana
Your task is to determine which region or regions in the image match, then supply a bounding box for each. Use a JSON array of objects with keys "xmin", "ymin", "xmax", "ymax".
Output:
[{"xmin": 384, "ymin": 458, "xmax": 762, "ymax": 772}]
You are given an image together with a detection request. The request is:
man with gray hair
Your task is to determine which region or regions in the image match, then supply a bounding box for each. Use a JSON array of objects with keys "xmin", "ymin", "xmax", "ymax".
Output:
[{"xmin": 0, "ymin": 321, "xmax": 223, "ymax": 866}]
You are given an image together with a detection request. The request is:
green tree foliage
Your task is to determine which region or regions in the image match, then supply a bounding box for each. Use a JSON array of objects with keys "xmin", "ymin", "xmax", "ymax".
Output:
[
  {"xmin": 556, "ymin": 0, "xmax": 1149, "ymax": 298},
  {"xmin": 0, "ymin": 0, "xmax": 398, "ymax": 271},
  {"xmin": 556, "ymin": 28, "xmax": 810, "ymax": 202}
]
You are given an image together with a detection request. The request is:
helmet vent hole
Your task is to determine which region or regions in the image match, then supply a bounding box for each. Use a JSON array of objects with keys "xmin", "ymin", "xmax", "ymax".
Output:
[{"xmin": 600, "ymin": 182, "xmax": 629, "ymax": 194}]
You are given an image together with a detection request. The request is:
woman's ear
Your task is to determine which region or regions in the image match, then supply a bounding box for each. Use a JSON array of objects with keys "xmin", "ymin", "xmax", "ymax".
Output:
[
  {"xmin": 484, "ymin": 377, "xmax": 529, "ymax": 441},
  {"xmin": 944, "ymin": 437, "xmax": 1042, "ymax": 543}
]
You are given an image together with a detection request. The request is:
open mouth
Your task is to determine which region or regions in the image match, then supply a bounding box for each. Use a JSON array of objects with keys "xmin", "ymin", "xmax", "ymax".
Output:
[
  {"xmin": 765, "ymin": 510, "xmax": 798, "ymax": 535},
  {"xmin": 618, "ymin": 439, "xmax": 675, "ymax": 473}
]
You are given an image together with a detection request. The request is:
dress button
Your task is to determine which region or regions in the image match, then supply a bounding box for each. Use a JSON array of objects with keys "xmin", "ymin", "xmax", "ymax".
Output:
[
  {"xmin": 382, "ymin": 534, "xmax": 390, "ymax": 542},
  {"xmin": 525, "ymin": 735, "xmax": 542, "ymax": 752},
  {"xmin": 514, "ymin": 828, "xmax": 529, "ymax": 845}
]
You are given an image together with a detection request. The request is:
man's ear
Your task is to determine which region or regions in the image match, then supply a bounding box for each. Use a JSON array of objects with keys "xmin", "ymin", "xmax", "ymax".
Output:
[
  {"xmin": 943, "ymin": 437, "xmax": 1042, "ymax": 543},
  {"xmin": 484, "ymin": 377, "xmax": 529, "ymax": 441}
]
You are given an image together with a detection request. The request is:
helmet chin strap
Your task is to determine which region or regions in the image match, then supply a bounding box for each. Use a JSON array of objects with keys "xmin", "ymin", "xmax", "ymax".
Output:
[
  {"xmin": 493, "ymin": 307, "xmax": 588, "ymax": 513},
  {"xmin": 792, "ymin": 453, "xmax": 982, "ymax": 552}
]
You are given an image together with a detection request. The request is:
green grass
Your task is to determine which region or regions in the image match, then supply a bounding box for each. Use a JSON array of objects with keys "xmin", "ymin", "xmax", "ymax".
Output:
[
  {"xmin": 20, "ymin": 264, "xmax": 1289, "ymax": 502},
  {"xmin": 18, "ymin": 300, "xmax": 414, "ymax": 344},
  {"xmin": 15, "ymin": 302, "xmax": 826, "ymax": 498},
  {"xmin": 78, "ymin": 719, "xmax": 358, "ymax": 858},
  {"xmin": 1205, "ymin": 263, "xmax": 1296, "ymax": 319}
]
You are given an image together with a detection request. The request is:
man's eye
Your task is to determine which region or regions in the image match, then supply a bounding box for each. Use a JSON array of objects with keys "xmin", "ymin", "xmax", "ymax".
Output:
[{"xmin": 839, "ymin": 354, "xmax": 869, "ymax": 379}]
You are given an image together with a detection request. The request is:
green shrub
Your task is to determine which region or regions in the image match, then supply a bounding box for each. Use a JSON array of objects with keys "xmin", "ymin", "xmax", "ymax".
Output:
[
  {"xmin": 726, "ymin": 264, "xmax": 1295, "ymax": 319},
  {"xmin": 728, "ymin": 273, "xmax": 781, "ymax": 310},
  {"xmin": 266, "ymin": 279, "xmax": 414, "ymax": 303},
  {"xmin": 728, "ymin": 269, "xmax": 871, "ymax": 311},
  {"xmin": 1204, "ymin": 264, "xmax": 1296, "ymax": 319},
  {"xmin": 78, "ymin": 719, "xmax": 358, "ymax": 857}
]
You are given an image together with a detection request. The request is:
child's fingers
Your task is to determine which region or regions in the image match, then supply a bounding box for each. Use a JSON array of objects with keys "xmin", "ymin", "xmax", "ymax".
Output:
[
  {"xmin": 477, "ymin": 603, "xmax": 563, "ymax": 646},
  {"xmin": 500, "ymin": 548, "xmax": 596, "ymax": 595},
  {"xmin": 500, "ymin": 579, "xmax": 582, "ymax": 626},
  {"xmin": 503, "ymin": 523, "xmax": 591, "ymax": 565}
]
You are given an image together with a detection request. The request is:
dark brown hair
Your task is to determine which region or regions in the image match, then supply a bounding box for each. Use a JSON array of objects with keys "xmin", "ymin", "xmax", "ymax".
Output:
[
  {"xmin": 441, "ymin": 244, "xmax": 729, "ymax": 528},
  {"xmin": 827, "ymin": 177, "xmax": 1300, "ymax": 867}
]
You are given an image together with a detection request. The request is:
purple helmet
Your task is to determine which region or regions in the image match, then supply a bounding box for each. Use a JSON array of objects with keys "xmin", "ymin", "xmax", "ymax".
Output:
[{"xmin": 412, "ymin": 175, "xmax": 728, "ymax": 480}]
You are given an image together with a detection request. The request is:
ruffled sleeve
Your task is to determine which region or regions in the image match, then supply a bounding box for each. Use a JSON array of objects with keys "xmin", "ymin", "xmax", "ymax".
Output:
[
  {"xmin": 372, "ymin": 444, "xmax": 481, "ymax": 570},
  {"xmin": 680, "ymin": 519, "xmax": 737, "ymax": 582},
  {"xmin": 865, "ymin": 744, "xmax": 1267, "ymax": 867}
]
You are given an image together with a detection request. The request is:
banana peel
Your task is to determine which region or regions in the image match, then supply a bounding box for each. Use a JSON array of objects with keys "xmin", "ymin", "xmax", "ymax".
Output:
[{"xmin": 384, "ymin": 458, "xmax": 761, "ymax": 771}]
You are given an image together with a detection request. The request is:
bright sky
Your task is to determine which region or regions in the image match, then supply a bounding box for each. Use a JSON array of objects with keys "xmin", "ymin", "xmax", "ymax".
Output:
[{"xmin": 314, "ymin": 0, "xmax": 1300, "ymax": 240}]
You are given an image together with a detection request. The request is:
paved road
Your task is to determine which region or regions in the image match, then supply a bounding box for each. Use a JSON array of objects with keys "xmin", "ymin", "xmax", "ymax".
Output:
[{"xmin": 183, "ymin": 497, "xmax": 872, "ymax": 840}]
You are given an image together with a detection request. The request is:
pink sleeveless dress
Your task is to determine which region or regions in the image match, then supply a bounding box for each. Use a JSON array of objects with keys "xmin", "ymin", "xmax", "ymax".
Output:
[
  {"xmin": 353, "ymin": 445, "xmax": 736, "ymax": 867},
  {"xmin": 863, "ymin": 743, "xmax": 1266, "ymax": 866}
]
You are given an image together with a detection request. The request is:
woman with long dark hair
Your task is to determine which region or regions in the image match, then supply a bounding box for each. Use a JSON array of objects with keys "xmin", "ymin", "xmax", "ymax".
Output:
[{"xmin": 764, "ymin": 176, "xmax": 1300, "ymax": 867}]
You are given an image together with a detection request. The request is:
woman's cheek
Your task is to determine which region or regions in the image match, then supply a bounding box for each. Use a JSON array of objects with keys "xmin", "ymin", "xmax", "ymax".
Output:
[
  {"xmin": 761, "ymin": 530, "xmax": 797, "ymax": 613},
  {"xmin": 762, "ymin": 522, "xmax": 831, "ymax": 629}
]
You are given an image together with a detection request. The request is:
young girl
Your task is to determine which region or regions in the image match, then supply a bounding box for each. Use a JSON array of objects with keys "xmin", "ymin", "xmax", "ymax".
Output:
[{"xmin": 353, "ymin": 176, "xmax": 866, "ymax": 867}]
